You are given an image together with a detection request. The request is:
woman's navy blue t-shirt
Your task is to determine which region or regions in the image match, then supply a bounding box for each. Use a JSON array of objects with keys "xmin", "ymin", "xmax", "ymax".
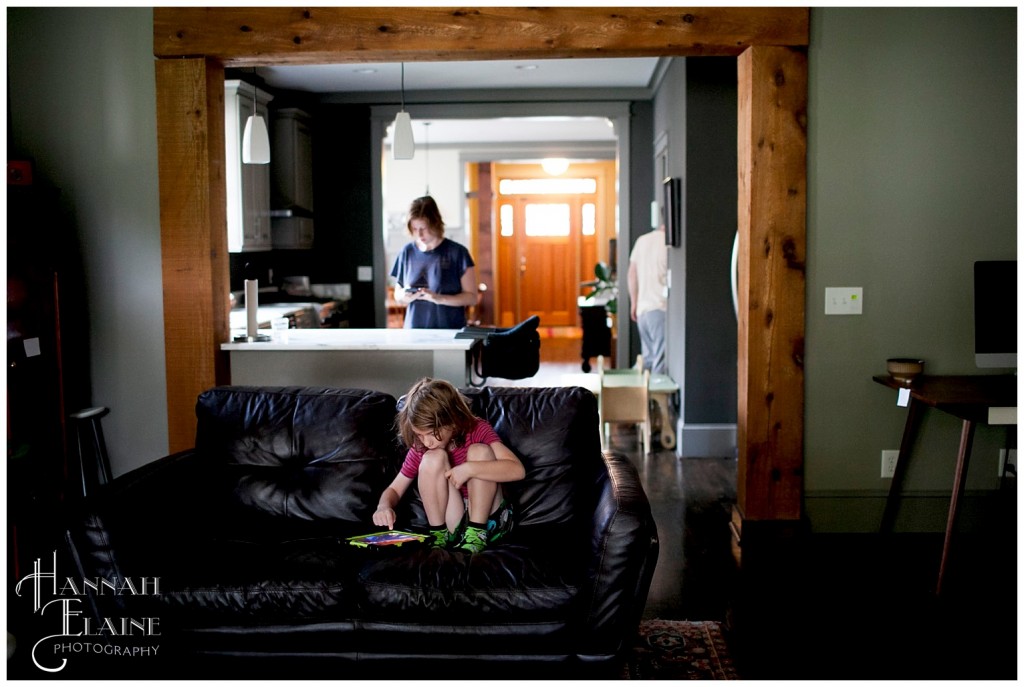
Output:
[{"xmin": 390, "ymin": 238, "xmax": 474, "ymax": 329}]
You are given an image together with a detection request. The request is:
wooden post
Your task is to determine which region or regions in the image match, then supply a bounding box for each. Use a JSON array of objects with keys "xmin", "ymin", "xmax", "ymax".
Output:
[
  {"xmin": 155, "ymin": 58, "xmax": 229, "ymax": 452},
  {"xmin": 736, "ymin": 46, "xmax": 808, "ymax": 524}
]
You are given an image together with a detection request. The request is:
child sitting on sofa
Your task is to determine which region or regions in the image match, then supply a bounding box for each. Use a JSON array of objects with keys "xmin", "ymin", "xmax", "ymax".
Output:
[{"xmin": 373, "ymin": 378, "xmax": 526, "ymax": 553}]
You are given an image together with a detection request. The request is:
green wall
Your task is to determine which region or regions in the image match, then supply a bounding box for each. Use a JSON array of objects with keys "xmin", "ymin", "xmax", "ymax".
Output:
[{"xmin": 804, "ymin": 8, "xmax": 1017, "ymax": 531}]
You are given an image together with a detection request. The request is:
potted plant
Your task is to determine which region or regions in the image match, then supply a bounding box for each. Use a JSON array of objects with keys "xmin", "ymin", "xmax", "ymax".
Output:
[{"xmin": 580, "ymin": 261, "xmax": 617, "ymax": 315}]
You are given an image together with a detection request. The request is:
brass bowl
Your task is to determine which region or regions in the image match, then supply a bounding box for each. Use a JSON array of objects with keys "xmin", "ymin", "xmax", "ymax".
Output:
[{"xmin": 887, "ymin": 358, "xmax": 924, "ymax": 384}]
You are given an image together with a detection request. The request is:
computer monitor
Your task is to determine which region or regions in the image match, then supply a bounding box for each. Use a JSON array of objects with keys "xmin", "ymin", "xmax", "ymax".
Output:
[{"xmin": 974, "ymin": 260, "xmax": 1017, "ymax": 368}]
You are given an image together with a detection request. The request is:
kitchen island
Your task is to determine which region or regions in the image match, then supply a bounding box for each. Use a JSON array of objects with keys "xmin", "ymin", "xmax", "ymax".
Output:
[{"xmin": 221, "ymin": 329, "xmax": 478, "ymax": 398}]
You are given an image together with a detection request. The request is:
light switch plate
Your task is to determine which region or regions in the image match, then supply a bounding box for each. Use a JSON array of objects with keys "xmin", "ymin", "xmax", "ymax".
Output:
[{"xmin": 825, "ymin": 287, "xmax": 863, "ymax": 315}]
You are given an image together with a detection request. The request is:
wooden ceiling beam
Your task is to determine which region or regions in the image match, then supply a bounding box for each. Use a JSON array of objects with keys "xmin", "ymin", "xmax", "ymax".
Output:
[{"xmin": 154, "ymin": 7, "xmax": 809, "ymax": 65}]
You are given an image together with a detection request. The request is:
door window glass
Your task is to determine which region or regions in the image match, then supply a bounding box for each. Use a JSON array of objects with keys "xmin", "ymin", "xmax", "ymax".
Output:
[
  {"xmin": 582, "ymin": 203, "xmax": 596, "ymax": 236},
  {"xmin": 499, "ymin": 178, "xmax": 596, "ymax": 195},
  {"xmin": 525, "ymin": 203, "xmax": 571, "ymax": 237},
  {"xmin": 499, "ymin": 204, "xmax": 514, "ymax": 236}
]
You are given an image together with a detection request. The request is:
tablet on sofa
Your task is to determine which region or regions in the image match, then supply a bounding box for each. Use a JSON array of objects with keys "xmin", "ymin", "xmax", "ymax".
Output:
[{"xmin": 346, "ymin": 530, "xmax": 429, "ymax": 548}]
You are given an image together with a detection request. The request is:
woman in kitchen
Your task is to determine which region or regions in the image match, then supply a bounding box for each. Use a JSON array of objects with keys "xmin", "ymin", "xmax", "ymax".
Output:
[{"xmin": 391, "ymin": 195, "xmax": 478, "ymax": 329}]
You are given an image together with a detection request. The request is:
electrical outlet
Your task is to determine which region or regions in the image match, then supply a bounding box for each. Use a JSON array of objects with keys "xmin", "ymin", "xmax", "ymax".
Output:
[
  {"xmin": 998, "ymin": 449, "xmax": 1017, "ymax": 477},
  {"xmin": 881, "ymin": 450, "xmax": 899, "ymax": 478}
]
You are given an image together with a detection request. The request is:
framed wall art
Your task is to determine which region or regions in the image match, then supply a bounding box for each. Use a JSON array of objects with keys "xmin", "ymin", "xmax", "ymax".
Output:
[{"xmin": 663, "ymin": 176, "xmax": 681, "ymax": 247}]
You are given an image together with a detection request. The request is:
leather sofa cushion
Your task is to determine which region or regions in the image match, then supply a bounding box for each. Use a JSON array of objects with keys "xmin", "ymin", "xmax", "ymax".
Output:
[
  {"xmin": 462, "ymin": 386, "xmax": 602, "ymax": 527},
  {"xmin": 195, "ymin": 386, "xmax": 401, "ymax": 523},
  {"xmin": 102, "ymin": 535, "xmax": 360, "ymax": 627},
  {"xmin": 355, "ymin": 529, "xmax": 581, "ymax": 624}
]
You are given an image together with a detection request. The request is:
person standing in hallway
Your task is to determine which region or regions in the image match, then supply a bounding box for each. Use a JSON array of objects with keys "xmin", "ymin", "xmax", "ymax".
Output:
[
  {"xmin": 391, "ymin": 195, "xmax": 478, "ymax": 329},
  {"xmin": 628, "ymin": 224, "xmax": 668, "ymax": 375}
]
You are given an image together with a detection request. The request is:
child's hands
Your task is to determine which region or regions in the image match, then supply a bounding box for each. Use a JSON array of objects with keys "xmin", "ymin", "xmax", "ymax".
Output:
[
  {"xmin": 373, "ymin": 505, "xmax": 396, "ymax": 529},
  {"xmin": 445, "ymin": 463, "xmax": 473, "ymax": 490}
]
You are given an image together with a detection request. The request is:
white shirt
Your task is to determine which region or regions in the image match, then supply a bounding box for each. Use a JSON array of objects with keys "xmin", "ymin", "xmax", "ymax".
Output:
[{"xmin": 629, "ymin": 229, "xmax": 668, "ymax": 317}]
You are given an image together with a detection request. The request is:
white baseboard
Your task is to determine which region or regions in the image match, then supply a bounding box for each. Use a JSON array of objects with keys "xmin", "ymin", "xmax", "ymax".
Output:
[{"xmin": 675, "ymin": 422, "xmax": 737, "ymax": 458}]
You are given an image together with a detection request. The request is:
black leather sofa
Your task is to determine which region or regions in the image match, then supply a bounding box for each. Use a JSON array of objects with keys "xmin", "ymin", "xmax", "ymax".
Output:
[{"xmin": 62, "ymin": 385, "xmax": 659, "ymax": 679}]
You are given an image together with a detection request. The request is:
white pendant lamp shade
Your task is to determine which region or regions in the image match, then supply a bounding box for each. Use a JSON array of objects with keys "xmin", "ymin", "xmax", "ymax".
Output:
[
  {"xmin": 242, "ymin": 113, "xmax": 271, "ymax": 164},
  {"xmin": 392, "ymin": 111, "xmax": 415, "ymax": 160},
  {"xmin": 391, "ymin": 63, "xmax": 415, "ymax": 160}
]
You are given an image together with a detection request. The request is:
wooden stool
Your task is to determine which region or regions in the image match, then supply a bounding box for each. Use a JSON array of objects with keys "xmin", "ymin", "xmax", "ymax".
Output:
[{"xmin": 68, "ymin": 407, "xmax": 113, "ymax": 498}]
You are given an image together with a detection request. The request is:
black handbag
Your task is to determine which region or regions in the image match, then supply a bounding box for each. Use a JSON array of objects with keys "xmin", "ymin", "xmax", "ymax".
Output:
[{"xmin": 456, "ymin": 316, "xmax": 541, "ymax": 383}]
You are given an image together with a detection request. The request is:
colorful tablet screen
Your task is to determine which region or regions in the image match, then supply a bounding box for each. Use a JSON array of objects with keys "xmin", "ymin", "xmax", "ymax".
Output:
[{"xmin": 346, "ymin": 531, "xmax": 428, "ymax": 548}]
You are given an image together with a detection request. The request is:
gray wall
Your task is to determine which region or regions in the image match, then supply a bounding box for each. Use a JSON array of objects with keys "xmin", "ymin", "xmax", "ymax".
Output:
[
  {"xmin": 805, "ymin": 7, "xmax": 1016, "ymax": 530},
  {"xmin": 682, "ymin": 58, "xmax": 737, "ymax": 426},
  {"xmin": 653, "ymin": 58, "xmax": 689, "ymax": 416},
  {"xmin": 651, "ymin": 57, "xmax": 738, "ymax": 458},
  {"xmin": 8, "ymin": 8, "xmax": 168, "ymax": 477},
  {"xmin": 627, "ymin": 99, "xmax": 656, "ymax": 364}
]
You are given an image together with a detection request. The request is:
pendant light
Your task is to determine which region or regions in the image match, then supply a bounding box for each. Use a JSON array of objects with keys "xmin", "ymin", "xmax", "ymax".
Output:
[
  {"xmin": 423, "ymin": 121, "xmax": 431, "ymax": 195},
  {"xmin": 242, "ymin": 79, "xmax": 270, "ymax": 164},
  {"xmin": 392, "ymin": 63, "xmax": 415, "ymax": 160}
]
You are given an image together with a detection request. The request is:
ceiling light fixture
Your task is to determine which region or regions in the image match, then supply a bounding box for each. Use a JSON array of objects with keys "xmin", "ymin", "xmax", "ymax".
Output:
[
  {"xmin": 392, "ymin": 63, "xmax": 415, "ymax": 160},
  {"xmin": 541, "ymin": 158, "xmax": 570, "ymax": 176},
  {"xmin": 242, "ymin": 79, "xmax": 270, "ymax": 164}
]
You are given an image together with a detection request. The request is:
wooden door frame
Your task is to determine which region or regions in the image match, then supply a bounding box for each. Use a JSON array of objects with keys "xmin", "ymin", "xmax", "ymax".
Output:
[
  {"xmin": 153, "ymin": 7, "xmax": 809, "ymax": 525},
  {"xmin": 492, "ymin": 160, "xmax": 613, "ymax": 327}
]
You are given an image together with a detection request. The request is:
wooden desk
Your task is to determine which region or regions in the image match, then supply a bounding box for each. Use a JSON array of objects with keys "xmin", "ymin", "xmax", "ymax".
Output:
[{"xmin": 873, "ymin": 374, "xmax": 1016, "ymax": 594}]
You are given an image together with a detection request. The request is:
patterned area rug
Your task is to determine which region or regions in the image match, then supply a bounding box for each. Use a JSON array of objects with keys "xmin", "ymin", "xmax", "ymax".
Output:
[{"xmin": 623, "ymin": 619, "xmax": 739, "ymax": 680}]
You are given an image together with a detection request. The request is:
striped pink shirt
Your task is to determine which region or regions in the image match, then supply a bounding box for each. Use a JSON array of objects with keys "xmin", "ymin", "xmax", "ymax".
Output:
[{"xmin": 400, "ymin": 418, "xmax": 501, "ymax": 496}]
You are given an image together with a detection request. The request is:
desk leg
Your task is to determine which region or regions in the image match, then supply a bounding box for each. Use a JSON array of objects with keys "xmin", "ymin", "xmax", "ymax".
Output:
[
  {"xmin": 880, "ymin": 397, "xmax": 923, "ymax": 533},
  {"xmin": 651, "ymin": 391, "xmax": 676, "ymax": 450},
  {"xmin": 936, "ymin": 419, "xmax": 976, "ymax": 596}
]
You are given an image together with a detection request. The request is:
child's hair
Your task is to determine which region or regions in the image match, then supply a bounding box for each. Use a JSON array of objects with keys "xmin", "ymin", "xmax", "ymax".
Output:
[{"xmin": 398, "ymin": 378, "xmax": 477, "ymax": 450}]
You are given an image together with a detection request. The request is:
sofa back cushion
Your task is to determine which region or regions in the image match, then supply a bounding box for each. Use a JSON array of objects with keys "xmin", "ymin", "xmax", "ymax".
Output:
[
  {"xmin": 196, "ymin": 386, "xmax": 401, "ymax": 523},
  {"xmin": 461, "ymin": 386, "xmax": 602, "ymax": 527}
]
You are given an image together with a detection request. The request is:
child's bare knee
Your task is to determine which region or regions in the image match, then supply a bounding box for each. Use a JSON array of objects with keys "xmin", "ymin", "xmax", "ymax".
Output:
[
  {"xmin": 419, "ymin": 448, "xmax": 450, "ymax": 474},
  {"xmin": 466, "ymin": 443, "xmax": 496, "ymax": 463}
]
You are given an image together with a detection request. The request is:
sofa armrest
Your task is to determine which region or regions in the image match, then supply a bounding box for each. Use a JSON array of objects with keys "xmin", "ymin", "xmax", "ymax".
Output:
[
  {"xmin": 63, "ymin": 449, "xmax": 205, "ymax": 614},
  {"xmin": 578, "ymin": 450, "xmax": 659, "ymax": 658}
]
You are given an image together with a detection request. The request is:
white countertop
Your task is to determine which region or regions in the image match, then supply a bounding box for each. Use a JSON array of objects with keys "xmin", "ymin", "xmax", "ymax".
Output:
[{"xmin": 222, "ymin": 328, "xmax": 476, "ymax": 352}]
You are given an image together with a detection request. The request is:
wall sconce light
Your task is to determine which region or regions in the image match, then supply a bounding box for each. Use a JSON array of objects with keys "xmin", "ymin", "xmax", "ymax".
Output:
[
  {"xmin": 392, "ymin": 63, "xmax": 415, "ymax": 160},
  {"xmin": 242, "ymin": 80, "xmax": 270, "ymax": 164}
]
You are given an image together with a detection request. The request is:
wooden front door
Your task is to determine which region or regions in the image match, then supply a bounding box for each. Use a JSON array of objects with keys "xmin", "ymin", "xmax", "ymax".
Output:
[{"xmin": 496, "ymin": 194, "xmax": 601, "ymax": 327}]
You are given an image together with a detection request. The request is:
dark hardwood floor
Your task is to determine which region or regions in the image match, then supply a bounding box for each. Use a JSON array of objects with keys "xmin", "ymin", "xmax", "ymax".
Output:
[{"xmin": 606, "ymin": 426, "xmax": 1017, "ymax": 680}]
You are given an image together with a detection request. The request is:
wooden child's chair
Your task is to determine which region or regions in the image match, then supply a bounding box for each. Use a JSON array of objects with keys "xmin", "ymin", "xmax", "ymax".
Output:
[{"xmin": 597, "ymin": 355, "xmax": 651, "ymax": 454}]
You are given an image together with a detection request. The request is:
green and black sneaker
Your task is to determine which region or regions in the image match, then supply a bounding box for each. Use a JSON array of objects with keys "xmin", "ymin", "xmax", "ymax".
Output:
[
  {"xmin": 456, "ymin": 525, "xmax": 489, "ymax": 554},
  {"xmin": 429, "ymin": 526, "xmax": 452, "ymax": 549}
]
